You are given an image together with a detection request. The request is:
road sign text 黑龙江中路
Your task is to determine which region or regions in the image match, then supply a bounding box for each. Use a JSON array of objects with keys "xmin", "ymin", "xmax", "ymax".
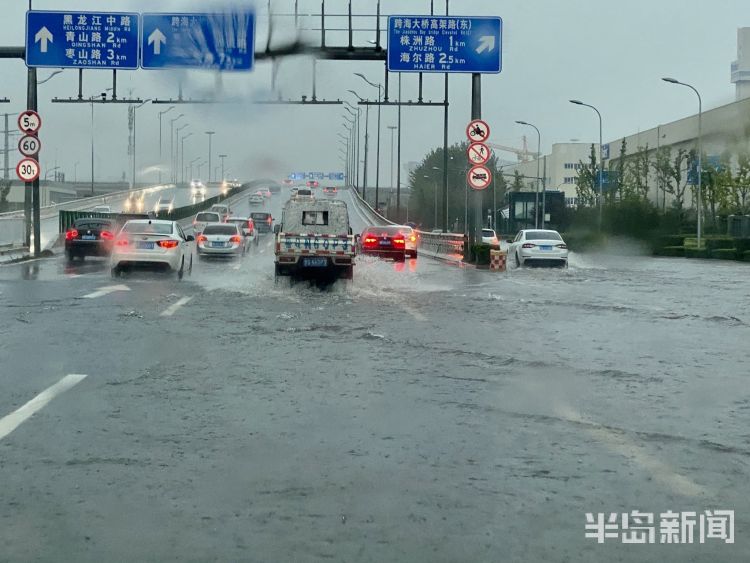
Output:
[{"xmin": 25, "ymin": 11, "xmax": 139, "ymax": 69}]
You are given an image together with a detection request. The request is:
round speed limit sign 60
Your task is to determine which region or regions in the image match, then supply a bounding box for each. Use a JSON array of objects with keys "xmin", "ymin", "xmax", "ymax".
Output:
[
  {"xmin": 16, "ymin": 158, "xmax": 41, "ymax": 183},
  {"xmin": 18, "ymin": 135, "xmax": 42, "ymax": 157}
]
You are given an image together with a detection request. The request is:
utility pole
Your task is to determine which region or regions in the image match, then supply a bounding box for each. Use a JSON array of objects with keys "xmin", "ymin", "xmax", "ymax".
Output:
[
  {"xmin": 2, "ymin": 113, "xmax": 9, "ymax": 181},
  {"xmin": 205, "ymin": 131, "xmax": 215, "ymax": 183},
  {"xmin": 468, "ymin": 73, "xmax": 483, "ymax": 261}
]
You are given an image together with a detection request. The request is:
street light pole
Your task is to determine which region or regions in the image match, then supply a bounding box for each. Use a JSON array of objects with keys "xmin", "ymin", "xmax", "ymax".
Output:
[
  {"xmin": 570, "ymin": 100, "xmax": 603, "ymax": 230},
  {"xmin": 387, "ymin": 125, "xmax": 397, "ymax": 190},
  {"xmin": 349, "ymin": 90, "xmax": 370, "ymax": 201},
  {"xmin": 205, "ymin": 131, "xmax": 215, "ymax": 183},
  {"xmin": 158, "ymin": 106, "xmax": 174, "ymax": 184},
  {"xmin": 662, "ymin": 77, "xmax": 703, "ymax": 250},
  {"xmin": 189, "ymin": 157, "xmax": 200, "ymax": 182},
  {"xmin": 169, "ymin": 114, "xmax": 184, "ymax": 184},
  {"xmin": 345, "ymin": 102, "xmax": 362, "ymax": 192},
  {"xmin": 218, "ymin": 154, "xmax": 227, "ymax": 181},
  {"xmin": 131, "ymin": 99, "xmax": 151, "ymax": 190},
  {"xmin": 354, "ymin": 74, "xmax": 383, "ymax": 210},
  {"xmin": 516, "ymin": 121, "xmax": 542, "ymax": 228},
  {"xmin": 180, "ymin": 132, "xmax": 192, "ymax": 184}
]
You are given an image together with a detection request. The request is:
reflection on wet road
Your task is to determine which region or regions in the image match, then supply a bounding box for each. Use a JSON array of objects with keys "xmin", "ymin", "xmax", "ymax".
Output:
[{"xmin": 0, "ymin": 187, "xmax": 748, "ymax": 562}]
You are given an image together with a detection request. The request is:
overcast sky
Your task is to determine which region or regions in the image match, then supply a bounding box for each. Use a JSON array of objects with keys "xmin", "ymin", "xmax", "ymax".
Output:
[{"xmin": 1, "ymin": 0, "xmax": 748, "ymax": 183}]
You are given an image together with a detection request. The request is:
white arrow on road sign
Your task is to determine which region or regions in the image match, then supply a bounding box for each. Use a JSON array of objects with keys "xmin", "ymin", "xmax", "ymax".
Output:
[
  {"xmin": 34, "ymin": 26, "xmax": 53, "ymax": 53},
  {"xmin": 476, "ymin": 35, "xmax": 496, "ymax": 55},
  {"xmin": 148, "ymin": 28, "xmax": 166, "ymax": 55}
]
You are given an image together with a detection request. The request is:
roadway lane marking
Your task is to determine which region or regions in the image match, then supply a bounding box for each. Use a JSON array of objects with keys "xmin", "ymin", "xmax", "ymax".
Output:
[
  {"xmin": 81, "ymin": 284, "xmax": 130, "ymax": 299},
  {"xmin": 0, "ymin": 374, "xmax": 88, "ymax": 441},
  {"xmin": 160, "ymin": 295, "xmax": 193, "ymax": 317},
  {"xmin": 402, "ymin": 304, "xmax": 427, "ymax": 322},
  {"xmin": 553, "ymin": 402, "xmax": 706, "ymax": 498}
]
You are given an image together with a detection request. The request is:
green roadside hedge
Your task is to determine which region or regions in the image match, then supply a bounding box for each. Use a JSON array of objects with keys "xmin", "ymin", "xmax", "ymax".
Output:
[
  {"xmin": 710, "ymin": 248, "xmax": 738, "ymax": 260},
  {"xmin": 654, "ymin": 246, "xmax": 684, "ymax": 257},
  {"xmin": 684, "ymin": 247, "xmax": 709, "ymax": 259}
]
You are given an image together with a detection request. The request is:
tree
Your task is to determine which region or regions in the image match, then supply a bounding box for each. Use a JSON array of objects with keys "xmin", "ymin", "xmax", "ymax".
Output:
[
  {"xmin": 575, "ymin": 144, "xmax": 598, "ymax": 208},
  {"xmin": 510, "ymin": 170, "xmax": 524, "ymax": 192},
  {"xmin": 732, "ymin": 148, "xmax": 750, "ymax": 214},
  {"xmin": 624, "ymin": 145, "xmax": 651, "ymax": 202},
  {"xmin": 700, "ymin": 151, "xmax": 733, "ymax": 228},
  {"xmin": 0, "ymin": 180, "xmax": 10, "ymax": 213},
  {"xmin": 663, "ymin": 148, "xmax": 691, "ymax": 218},
  {"xmin": 652, "ymin": 147, "xmax": 672, "ymax": 213}
]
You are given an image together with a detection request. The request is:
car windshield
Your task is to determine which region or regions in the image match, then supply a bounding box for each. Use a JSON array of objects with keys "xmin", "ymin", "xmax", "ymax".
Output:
[
  {"xmin": 122, "ymin": 222, "xmax": 172, "ymax": 235},
  {"xmin": 525, "ymin": 230, "xmax": 562, "ymax": 241},
  {"xmin": 8, "ymin": 3, "xmax": 747, "ymax": 561},
  {"xmin": 203, "ymin": 225, "xmax": 237, "ymax": 235}
]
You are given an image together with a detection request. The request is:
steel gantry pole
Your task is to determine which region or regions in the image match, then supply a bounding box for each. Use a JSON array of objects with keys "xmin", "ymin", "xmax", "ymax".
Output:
[
  {"xmin": 397, "ymin": 73, "xmax": 403, "ymax": 222},
  {"xmin": 180, "ymin": 132, "xmax": 192, "ymax": 184},
  {"xmin": 158, "ymin": 106, "xmax": 174, "ymax": 183},
  {"xmin": 516, "ymin": 121, "xmax": 541, "ymax": 228},
  {"xmin": 205, "ymin": 131, "xmax": 215, "ymax": 183},
  {"xmin": 662, "ymin": 77, "xmax": 703, "ymax": 250},
  {"xmin": 570, "ymin": 100, "xmax": 603, "ymax": 230}
]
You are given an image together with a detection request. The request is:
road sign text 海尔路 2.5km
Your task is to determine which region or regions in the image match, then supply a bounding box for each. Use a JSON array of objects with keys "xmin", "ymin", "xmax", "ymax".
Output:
[{"xmin": 387, "ymin": 16, "xmax": 502, "ymax": 74}]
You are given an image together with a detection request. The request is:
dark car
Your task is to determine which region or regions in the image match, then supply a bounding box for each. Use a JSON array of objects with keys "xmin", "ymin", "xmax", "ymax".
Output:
[
  {"xmin": 250, "ymin": 212, "xmax": 274, "ymax": 234},
  {"xmin": 358, "ymin": 225, "xmax": 407, "ymax": 261},
  {"xmin": 64, "ymin": 217, "xmax": 115, "ymax": 262}
]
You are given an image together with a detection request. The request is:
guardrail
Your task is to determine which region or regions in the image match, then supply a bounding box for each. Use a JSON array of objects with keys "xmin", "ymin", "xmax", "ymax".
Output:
[{"xmin": 58, "ymin": 182, "xmax": 259, "ymax": 235}]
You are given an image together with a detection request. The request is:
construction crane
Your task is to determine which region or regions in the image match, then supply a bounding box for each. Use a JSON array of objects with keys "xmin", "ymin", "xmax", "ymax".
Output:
[{"xmin": 487, "ymin": 136, "xmax": 539, "ymax": 163}]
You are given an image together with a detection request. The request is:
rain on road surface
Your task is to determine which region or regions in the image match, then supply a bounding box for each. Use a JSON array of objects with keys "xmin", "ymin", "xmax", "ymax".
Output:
[{"xmin": 0, "ymin": 187, "xmax": 748, "ymax": 562}]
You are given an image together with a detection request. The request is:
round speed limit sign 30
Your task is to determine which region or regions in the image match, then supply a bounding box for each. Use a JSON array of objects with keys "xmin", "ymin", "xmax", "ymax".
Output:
[
  {"xmin": 18, "ymin": 135, "xmax": 42, "ymax": 157},
  {"xmin": 16, "ymin": 158, "xmax": 41, "ymax": 183}
]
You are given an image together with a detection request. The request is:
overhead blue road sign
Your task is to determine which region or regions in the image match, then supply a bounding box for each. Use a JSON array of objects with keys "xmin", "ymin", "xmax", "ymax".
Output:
[
  {"xmin": 289, "ymin": 172, "xmax": 344, "ymax": 181},
  {"xmin": 25, "ymin": 11, "xmax": 139, "ymax": 69},
  {"xmin": 387, "ymin": 16, "xmax": 502, "ymax": 74},
  {"xmin": 141, "ymin": 12, "xmax": 255, "ymax": 70}
]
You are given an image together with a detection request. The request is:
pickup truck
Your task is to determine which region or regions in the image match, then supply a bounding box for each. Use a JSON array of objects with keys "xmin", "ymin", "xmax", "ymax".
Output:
[{"xmin": 274, "ymin": 199, "xmax": 355, "ymax": 280}]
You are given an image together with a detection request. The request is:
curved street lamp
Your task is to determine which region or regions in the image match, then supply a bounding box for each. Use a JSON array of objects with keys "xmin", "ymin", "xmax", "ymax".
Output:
[{"xmin": 570, "ymin": 100, "xmax": 603, "ymax": 230}]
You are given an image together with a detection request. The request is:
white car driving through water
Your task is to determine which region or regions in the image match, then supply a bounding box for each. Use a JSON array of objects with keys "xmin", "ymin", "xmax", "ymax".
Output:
[{"xmin": 507, "ymin": 229, "xmax": 568, "ymax": 268}]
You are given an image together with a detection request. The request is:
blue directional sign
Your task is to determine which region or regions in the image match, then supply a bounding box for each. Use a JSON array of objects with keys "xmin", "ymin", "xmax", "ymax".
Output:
[
  {"xmin": 141, "ymin": 13, "xmax": 255, "ymax": 70},
  {"xmin": 289, "ymin": 172, "xmax": 345, "ymax": 181},
  {"xmin": 387, "ymin": 16, "xmax": 502, "ymax": 74},
  {"xmin": 25, "ymin": 11, "xmax": 139, "ymax": 69}
]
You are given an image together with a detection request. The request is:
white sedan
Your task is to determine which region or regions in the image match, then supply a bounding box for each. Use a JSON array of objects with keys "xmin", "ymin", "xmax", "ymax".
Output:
[
  {"xmin": 507, "ymin": 229, "xmax": 568, "ymax": 268},
  {"xmin": 111, "ymin": 219, "xmax": 194, "ymax": 279}
]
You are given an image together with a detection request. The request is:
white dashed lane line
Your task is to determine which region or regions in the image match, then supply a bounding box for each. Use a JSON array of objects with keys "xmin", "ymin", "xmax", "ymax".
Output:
[
  {"xmin": 80, "ymin": 284, "xmax": 130, "ymax": 299},
  {"xmin": 0, "ymin": 374, "xmax": 88, "ymax": 441},
  {"xmin": 160, "ymin": 296, "xmax": 193, "ymax": 317}
]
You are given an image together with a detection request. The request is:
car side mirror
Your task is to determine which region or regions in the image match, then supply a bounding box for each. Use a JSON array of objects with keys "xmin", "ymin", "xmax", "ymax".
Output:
[
  {"xmin": 273, "ymin": 224, "xmax": 281, "ymax": 234},
  {"xmin": 185, "ymin": 235, "xmax": 195, "ymax": 242}
]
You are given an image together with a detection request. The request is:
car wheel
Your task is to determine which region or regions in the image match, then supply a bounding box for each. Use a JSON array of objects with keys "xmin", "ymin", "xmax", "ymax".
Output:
[
  {"xmin": 65, "ymin": 250, "xmax": 75, "ymax": 263},
  {"xmin": 188, "ymin": 256, "xmax": 193, "ymax": 276},
  {"xmin": 110, "ymin": 266, "xmax": 119, "ymax": 278},
  {"xmin": 177, "ymin": 257, "xmax": 185, "ymax": 280},
  {"xmin": 515, "ymin": 252, "xmax": 522, "ymax": 268}
]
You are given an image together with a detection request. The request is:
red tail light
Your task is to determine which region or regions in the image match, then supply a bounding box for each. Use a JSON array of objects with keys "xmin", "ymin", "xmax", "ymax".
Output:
[
  {"xmin": 65, "ymin": 228, "xmax": 78, "ymax": 240},
  {"xmin": 157, "ymin": 240, "xmax": 179, "ymax": 249},
  {"xmin": 229, "ymin": 235, "xmax": 242, "ymax": 243},
  {"xmin": 557, "ymin": 244, "xmax": 568, "ymax": 249},
  {"xmin": 197, "ymin": 235, "xmax": 207, "ymax": 243},
  {"xmin": 100, "ymin": 230, "xmax": 114, "ymax": 240},
  {"xmin": 364, "ymin": 235, "xmax": 377, "ymax": 244},
  {"xmin": 522, "ymin": 243, "xmax": 536, "ymax": 248},
  {"xmin": 393, "ymin": 238, "xmax": 405, "ymax": 247},
  {"xmin": 115, "ymin": 238, "xmax": 129, "ymax": 246}
]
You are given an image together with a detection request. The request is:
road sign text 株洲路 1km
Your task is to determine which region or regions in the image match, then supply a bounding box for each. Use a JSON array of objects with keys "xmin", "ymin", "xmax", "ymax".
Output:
[
  {"xmin": 25, "ymin": 11, "xmax": 139, "ymax": 69},
  {"xmin": 387, "ymin": 16, "xmax": 502, "ymax": 74},
  {"xmin": 141, "ymin": 13, "xmax": 255, "ymax": 70}
]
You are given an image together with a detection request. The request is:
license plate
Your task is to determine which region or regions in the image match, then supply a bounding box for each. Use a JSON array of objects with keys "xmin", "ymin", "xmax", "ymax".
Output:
[
  {"xmin": 81, "ymin": 235, "xmax": 96, "ymax": 240},
  {"xmin": 211, "ymin": 242, "xmax": 225, "ymax": 248},
  {"xmin": 303, "ymin": 257, "xmax": 327, "ymax": 268},
  {"xmin": 136, "ymin": 241, "xmax": 154, "ymax": 250},
  {"xmin": 379, "ymin": 240, "xmax": 391, "ymax": 246},
  {"xmin": 540, "ymin": 245, "xmax": 552, "ymax": 251}
]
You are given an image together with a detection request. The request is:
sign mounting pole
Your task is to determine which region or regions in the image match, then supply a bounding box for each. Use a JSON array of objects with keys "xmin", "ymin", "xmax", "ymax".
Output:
[{"xmin": 469, "ymin": 73, "xmax": 482, "ymax": 262}]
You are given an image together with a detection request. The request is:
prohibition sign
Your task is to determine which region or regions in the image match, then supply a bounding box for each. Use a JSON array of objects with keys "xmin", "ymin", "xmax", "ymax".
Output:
[
  {"xmin": 467, "ymin": 165, "xmax": 492, "ymax": 190},
  {"xmin": 467, "ymin": 142, "xmax": 491, "ymax": 166}
]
